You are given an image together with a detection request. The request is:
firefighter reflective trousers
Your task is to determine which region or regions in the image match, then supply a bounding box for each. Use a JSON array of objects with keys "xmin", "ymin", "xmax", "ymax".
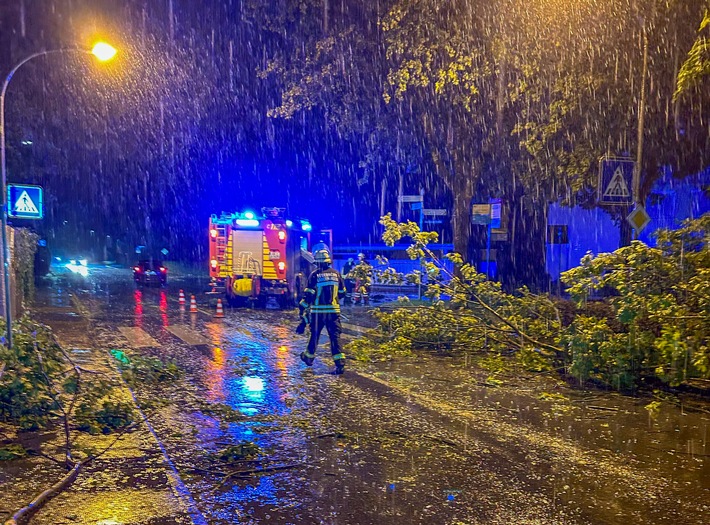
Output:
[{"xmin": 306, "ymin": 312, "xmax": 343, "ymax": 361}]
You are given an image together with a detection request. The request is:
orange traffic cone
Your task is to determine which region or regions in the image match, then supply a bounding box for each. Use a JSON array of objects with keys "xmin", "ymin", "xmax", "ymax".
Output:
[
  {"xmin": 179, "ymin": 289, "xmax": 186, "ymax": 306},
  {"xmin": 190, "ymin": 295, "xmax": 198, "ymax": 313},
  {"xmin": 215, "ymin": 299, "xmax": 225, "ymax": 318}
]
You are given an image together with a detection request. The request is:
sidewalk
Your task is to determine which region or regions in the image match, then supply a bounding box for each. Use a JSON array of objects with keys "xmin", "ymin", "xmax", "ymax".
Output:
[{"xmin": 1, "ymin": 291, "xmax": 195, "ymax": 525}]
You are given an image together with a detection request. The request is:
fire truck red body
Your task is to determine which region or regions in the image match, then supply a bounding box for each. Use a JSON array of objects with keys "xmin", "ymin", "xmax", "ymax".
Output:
[{"xmin": 208, "ymin": 208, "xmax": 330, "ymax": 308}]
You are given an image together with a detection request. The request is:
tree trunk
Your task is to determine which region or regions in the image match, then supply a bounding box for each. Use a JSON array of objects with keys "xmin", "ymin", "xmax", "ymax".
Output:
[
  {"xmin": 451, "ymin": 185, "xmax": 472, "ymax": 261},
  {"xmin": 499, "ymin": 195, "xmax": 548, "ymax": 292},
  {"xmin": 424, "ymin": 119, "xmax": 477, "ymax": 262}
]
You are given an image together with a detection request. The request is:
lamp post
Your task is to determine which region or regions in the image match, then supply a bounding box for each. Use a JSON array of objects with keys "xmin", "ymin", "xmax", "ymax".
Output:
[{"xmin": 0, "ymin": 42, "xmax": 116, "ymax": 348}]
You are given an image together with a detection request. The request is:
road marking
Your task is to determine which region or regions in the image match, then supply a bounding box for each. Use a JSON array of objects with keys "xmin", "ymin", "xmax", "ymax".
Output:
[
  {"xmin": 118, "ymin": 326, "xmax": 159, "ymax": 348},
  {"xmin": 166, "ymin": 325, "xmax": 211, "ymax": 347}
]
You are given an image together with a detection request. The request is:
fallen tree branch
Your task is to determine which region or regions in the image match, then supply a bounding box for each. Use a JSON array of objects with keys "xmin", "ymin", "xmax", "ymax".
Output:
[
  {"xmin": 208, "ymin": 463, "xmax": 303, "ymax": 495},
  {"xmin": 230, "ymin": 463, "xmax": 302, "ymax": 477},
  {"xmin": 4, "ymin": 406, "xmax": 152, "ymax": 524},
  {"xmin": 33, "ymin": 342, "xmax": 75, "ymax": 467},
  {"xmin": 179, "ymin": 464, "xmax": 229, "ymax": 476},
  {"xmin": 4, "ymin": 462, "xmax": 81, "ymax": 525},
  {"xmin": 587, "ymin": 405, "xmax": 619, "ymax": 412},
  {"xmin": 414, "ymin": 244, "xmax": 563, "ymax": 358}
]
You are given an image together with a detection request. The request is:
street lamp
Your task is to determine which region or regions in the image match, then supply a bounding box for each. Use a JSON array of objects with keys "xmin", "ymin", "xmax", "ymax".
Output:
[
  {"xmin": 0, "ymin": 42, "xmax": 117, "ymax": 348},
  {"xmin": 91, "ymin": 42, "xmax": 118, "ymax": 62}
]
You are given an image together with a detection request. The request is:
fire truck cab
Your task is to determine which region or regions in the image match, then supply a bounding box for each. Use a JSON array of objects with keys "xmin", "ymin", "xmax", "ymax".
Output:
[{"xmin": 209, "ymin": 208, "xmax": 331, "ymax": 308}]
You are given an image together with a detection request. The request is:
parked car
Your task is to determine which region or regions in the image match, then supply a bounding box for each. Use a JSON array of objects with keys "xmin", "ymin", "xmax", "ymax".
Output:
[{"xmin": 133, "ymin": 260, "xmax": 167, "ymax": 287}]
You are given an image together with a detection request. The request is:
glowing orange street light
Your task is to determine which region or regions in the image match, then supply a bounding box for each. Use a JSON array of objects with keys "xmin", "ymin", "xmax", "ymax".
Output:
[{"xmin": 91, "ymin": 42, "xmax": 117, "ymax": 62}]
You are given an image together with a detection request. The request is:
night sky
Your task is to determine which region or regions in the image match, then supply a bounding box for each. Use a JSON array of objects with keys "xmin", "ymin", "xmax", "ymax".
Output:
[{"xmin": 1, "ymin": 0, "xmax": 423, "ymax": 261}]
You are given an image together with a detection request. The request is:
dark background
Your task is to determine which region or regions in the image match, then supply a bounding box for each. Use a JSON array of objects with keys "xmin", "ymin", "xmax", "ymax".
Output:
[{"xmin": 0, "ymin": 0, "xmax": 437, "ymax": 261}]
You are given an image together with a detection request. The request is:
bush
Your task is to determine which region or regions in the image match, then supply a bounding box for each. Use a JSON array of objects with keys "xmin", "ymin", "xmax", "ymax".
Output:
[
  {"xmin": 0, "ymin": 443, "xmax": 28, "ymax": 460},
  {"xmin": 75, "ymin": 396, "xmax": 135, "ymax": 434},
  {"xmin": 562, "ymin": 215, "xmax": 710, "ymax": 387},
  {"xmin": 0, "ymin": 317, "xmax": 135, "ymax": 433},
  {"xmin": 0, "ymin": 317, "xmax": 65, "ymax": 429}
]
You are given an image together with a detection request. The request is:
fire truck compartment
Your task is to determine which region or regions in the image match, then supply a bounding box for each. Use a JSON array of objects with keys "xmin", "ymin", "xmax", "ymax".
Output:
[{"xmin": 232, "ymin": 230, "xmax": 263, "ymax": 276}]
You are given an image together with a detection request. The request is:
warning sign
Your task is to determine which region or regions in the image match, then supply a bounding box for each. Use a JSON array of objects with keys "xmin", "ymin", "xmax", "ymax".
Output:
[
  {"xmin": 13, "ymin": 191, "xmax": 39, "ymax": 214},
  {"xmin": 7, "ymin": 184, "xmax": 43, "ymax": 219},
  {"xmin": 602, "ymin": 167, "xmax": 631, "ymax": 199},
  {"xmin": 598, "ymin": 157, "xmax": 634, "ymax": 205}
]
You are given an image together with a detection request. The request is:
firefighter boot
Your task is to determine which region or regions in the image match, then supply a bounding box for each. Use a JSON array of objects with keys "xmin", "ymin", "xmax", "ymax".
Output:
[
  {"xmin": 332, "ymin": 358, "xmax": 346, "ymax": 375},
  {"xmin": 300, "ymin": 351, "xmax": 315, "ymax": 367}
]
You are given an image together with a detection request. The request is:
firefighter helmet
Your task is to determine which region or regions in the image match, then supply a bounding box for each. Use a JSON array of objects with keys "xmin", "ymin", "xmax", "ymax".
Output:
[{"xmin": 314, "ymin": 249, "xmax": 332, "ymax": 264}]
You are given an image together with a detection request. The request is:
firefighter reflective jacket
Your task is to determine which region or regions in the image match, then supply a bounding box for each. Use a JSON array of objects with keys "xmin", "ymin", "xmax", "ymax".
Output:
[{"xmin": 302, "ymin": 267, "xmax": 346, "ymax": 313}]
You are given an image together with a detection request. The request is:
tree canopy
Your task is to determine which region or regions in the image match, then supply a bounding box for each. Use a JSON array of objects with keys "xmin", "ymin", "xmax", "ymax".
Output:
[{"xmin": 260, "ymin": 0, "xmax": 710, "ymax": 286}]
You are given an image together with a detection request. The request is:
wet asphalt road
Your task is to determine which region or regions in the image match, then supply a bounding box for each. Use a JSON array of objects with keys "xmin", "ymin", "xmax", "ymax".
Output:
[{"xmin": 5, "ymin": 263, "xmax": 709, "ymax": 525}]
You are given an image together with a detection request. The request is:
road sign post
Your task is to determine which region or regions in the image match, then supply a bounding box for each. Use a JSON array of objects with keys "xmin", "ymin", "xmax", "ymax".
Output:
[{"xmin": 548, "ymin": 225, "xmax": 569, "ymax": 295}]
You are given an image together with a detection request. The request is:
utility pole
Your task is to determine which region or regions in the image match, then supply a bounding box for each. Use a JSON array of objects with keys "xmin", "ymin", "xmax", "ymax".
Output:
[{"xmin": 633, "ymin": 21, "xmax": 649, "ymax": 214}]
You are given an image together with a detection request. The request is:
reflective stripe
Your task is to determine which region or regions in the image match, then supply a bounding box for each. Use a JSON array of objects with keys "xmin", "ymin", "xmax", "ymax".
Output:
[
  {"xmin": 332, "ymin": 353, "xmax": 345, "ymax": 361},
  {"xmin": 311, "ymin": 305, "xmax": 340, "ymax": 313},
  {"xmin": 303, "ymin": 351, "xmax": 315, "ymax": 358},
  {"xmin": 304, "ymin": 288, "xmax": 316, "ymax": 294}
]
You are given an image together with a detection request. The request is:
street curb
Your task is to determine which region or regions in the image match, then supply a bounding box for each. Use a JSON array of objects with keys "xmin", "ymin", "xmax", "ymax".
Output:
[{"xmin": 106, "ymin": 353, "xmax": 209, "ymax": 525}]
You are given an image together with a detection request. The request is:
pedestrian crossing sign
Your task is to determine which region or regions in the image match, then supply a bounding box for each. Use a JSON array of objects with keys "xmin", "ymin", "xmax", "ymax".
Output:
[
  {"xmin": 598, "ymin": 156, "xmax": 634, "ymax": 205},
  {"xmin": 8, "ymin": 184, "xmax": 43, "ymax": 219}
]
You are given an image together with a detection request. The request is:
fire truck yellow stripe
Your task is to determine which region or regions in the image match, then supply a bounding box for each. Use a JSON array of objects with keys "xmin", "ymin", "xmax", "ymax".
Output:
[
  {"xmin": 219, "ymin": 234, "xmax": 233, "ymax": 278},
  {"xmin": 262, "ymin": 235, "xmax": 278, "ymax": 279}
]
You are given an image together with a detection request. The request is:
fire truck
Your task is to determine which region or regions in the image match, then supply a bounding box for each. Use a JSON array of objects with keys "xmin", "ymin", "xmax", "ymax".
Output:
[{"xmin": 208, "ymin": 208, "xmax": 331, "ymax": 308}]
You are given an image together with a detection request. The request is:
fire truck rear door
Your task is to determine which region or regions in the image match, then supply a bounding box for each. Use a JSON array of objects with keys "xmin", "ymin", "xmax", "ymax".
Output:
[{"xmin": 233, "ymin": 230, "xmax": 263, "ymax": 277}]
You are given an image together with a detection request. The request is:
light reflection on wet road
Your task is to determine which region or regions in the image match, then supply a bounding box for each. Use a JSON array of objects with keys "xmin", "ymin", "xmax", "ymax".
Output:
[{"xmin": 22, "ymin": 264, "xmax": 710, "ymax": 525}]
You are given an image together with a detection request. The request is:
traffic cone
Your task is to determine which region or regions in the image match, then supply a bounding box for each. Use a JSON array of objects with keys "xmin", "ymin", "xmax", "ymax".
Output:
[
  {"xmin": 215, "ymin": 299, "xmax": 225, "ymax": 318},
  {"xmin": 179, "ymin": 289, "xmax": 186, "ymax": 307},
  {"xmin": 190, "ymin": 295, "xmax": 198, "ymax": 314}
]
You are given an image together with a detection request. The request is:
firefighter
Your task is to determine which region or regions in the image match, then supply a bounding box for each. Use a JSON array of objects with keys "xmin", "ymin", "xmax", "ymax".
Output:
[
  {"xmin": 352, "ymin": 253, "xmax": 372, "ymax": 305},
  {"xmin": 342, "ymin": 257, "xmax": 356, "ymax": 302},
  {"xmin": 299, "ymin": 249, "xmax": 347, "ymax": 374}
]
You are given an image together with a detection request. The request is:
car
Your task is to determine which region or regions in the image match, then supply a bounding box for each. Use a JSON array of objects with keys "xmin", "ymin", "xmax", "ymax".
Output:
[{"xmin": 133, "ymin": 260, "xmax": 167, "ymax": 287}]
